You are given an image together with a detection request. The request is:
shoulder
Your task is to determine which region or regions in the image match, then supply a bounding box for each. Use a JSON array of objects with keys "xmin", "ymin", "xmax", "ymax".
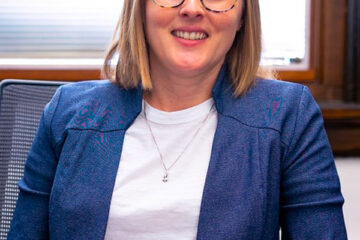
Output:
[
  {"xmin": 220, "ymin": 78, "xmax": 318, "ymax": 146},
  {"xmin": 45, "ymin": 80, "xmax": 142, "ymax": 140},
  {"xmin": 58, "ymin": 79, "xmax": 120, "ymax": 98},
  {"xmin": 52, "ymin": 80, "xmax": 121, "ymax": 123},
  {"xmin": 249, "ymin": 78, "xmax": 305, "ymax": 102}
]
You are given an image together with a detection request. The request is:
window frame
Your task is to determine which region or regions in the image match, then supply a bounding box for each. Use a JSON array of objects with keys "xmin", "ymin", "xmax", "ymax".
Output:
[
  {"xmin": 276, "ymin": 0, "xmax": 318, "ymax": 83},
  {"xmin": 0, "ymin": 0, "xmax": 340, "ymax": 85}
]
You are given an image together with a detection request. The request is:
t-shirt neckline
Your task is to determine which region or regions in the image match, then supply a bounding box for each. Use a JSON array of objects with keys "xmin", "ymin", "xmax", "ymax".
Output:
[{"xmin": 142, "ymin": 98, "xmax": 215, "ymax": 125}]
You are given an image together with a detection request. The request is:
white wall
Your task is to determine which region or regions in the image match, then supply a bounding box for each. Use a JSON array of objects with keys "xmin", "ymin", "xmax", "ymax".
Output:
[{"xmin": 335, "ymin": 158, "xmax": 360, "ymax": 239}]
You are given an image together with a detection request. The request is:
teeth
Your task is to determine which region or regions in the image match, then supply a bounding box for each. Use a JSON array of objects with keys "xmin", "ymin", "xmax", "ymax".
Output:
[
  {"xmin": 184, "ymin": 32, "xmax": 189, "ymax": 39},
  {"xmin": 173, "ymin": 31, "xmax": 207, "ymax": 40}
]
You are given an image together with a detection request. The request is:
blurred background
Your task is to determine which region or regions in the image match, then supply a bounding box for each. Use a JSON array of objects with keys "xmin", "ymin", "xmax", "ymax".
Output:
[{"xmin": 0, "ymin": 0, "xmax": 359, "ymax": 238}]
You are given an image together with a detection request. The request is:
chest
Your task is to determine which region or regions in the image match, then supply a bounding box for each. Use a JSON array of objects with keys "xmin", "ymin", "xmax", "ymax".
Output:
[
  {"xmin": 104, "ymin": 110, "xmax": 217, "ymax": 239},
  {"xmin": 48, "ymin": 116, "xmax": 284, "ymax": 239}
]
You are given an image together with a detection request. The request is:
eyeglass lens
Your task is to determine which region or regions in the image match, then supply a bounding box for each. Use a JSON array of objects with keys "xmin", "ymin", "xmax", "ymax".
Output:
[{"xmin": 153, "ymin": 0, "xmax": 236, "ymax": 12}]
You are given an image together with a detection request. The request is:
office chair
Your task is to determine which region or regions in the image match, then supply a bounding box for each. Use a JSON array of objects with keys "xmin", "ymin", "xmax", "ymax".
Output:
[{"xmin": 0, "ymin": 80, "xmax": 66, "ymax": 239}]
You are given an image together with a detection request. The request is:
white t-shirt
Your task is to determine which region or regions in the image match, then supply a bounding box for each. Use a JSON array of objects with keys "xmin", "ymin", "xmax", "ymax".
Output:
[{"xmin": 104, "ymin": 98, "xmax": 217, "ymax": 240}]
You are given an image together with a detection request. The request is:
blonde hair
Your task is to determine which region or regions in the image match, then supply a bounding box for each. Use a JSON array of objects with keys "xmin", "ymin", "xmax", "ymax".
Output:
[{"xmin": 103, "ymin": 0, "xmax": 271, "ymax": 96}]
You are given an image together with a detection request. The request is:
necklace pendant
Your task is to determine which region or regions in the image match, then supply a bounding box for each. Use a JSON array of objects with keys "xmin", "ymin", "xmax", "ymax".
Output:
[{"xmin": 162, "ymin": 173, "xmax": 168, "ymax": 183}]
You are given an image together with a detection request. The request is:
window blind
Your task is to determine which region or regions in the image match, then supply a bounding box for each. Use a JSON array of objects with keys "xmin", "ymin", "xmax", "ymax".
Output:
[
  {"xmin": 0, "ymin": 0, "xmax": 123, "ymax": 59},
  {"xmin": 0, "ymin": 0, "xmax": 308, "ymax": 67}
]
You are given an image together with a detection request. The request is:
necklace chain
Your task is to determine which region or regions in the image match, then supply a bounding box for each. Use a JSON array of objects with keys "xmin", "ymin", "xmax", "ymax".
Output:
[{"xmin": 143, "ymin": 101, "xmax": 214, "ymax": 183}]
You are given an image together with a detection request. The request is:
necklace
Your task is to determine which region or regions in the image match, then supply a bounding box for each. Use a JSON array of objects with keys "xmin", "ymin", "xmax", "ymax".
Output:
[{"xmin": 143, "ymin": 101, "xmax": 214, "ymax": 183}]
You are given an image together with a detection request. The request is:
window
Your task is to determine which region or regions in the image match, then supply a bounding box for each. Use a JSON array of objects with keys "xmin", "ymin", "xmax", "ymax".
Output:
[
  {"xmin": 0, "ymin": 0, "xmax": 314, "ymax": 81},
  {"xmin": 260, "ymin": 0, "xmax": 310, "ymax": 70},
  {"xmin": 0, "ymin": 0, "xmax": 123, "ymax": 67}
]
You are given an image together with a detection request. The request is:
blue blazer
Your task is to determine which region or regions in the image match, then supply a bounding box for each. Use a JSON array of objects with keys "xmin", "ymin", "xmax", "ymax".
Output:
[{"xmin": 8, "ymin": 66, "xmax": 347, "ymax": 239}]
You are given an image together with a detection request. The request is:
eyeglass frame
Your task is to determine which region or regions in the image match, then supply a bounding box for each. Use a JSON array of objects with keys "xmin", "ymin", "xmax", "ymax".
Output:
[{"xmin": 151, "ymin": 0, "xmax": 238, "ymax": 13}]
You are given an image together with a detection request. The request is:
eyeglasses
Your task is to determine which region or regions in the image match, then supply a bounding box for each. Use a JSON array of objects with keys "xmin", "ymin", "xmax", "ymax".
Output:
[{"xmin": 152, "ymin": 0, "xmax": 238, "ymax": 13}]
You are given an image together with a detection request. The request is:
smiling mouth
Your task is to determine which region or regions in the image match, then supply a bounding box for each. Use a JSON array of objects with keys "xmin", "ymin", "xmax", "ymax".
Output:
[{"xmin": 171, "ymin": 31, "xmax": 208, "ymax": 40}]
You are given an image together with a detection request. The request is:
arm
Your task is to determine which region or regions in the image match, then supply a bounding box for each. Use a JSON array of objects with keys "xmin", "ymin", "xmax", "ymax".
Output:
[
  {"xmin": 7, "ymin": 87, "xmax": 62, "ymax": 240},
  {"xmin": 280, "ymin": 86, "xmax": 347, "ymax": 239}
]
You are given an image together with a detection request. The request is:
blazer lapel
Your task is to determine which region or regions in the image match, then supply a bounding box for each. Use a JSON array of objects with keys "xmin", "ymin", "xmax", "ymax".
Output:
[
  {"xmin": 196, "ymin": 64, "xmax": 265, "ymax": 239},
  {"xmin": 196, "ymin": 114, "xmax": 265, "ymax": 240}
]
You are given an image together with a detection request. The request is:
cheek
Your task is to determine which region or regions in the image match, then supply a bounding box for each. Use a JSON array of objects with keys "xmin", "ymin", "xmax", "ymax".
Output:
[
  {"xmin": 209, "ymin": 9, "xmax": 242, "ymax": 33},
  {"xmin": 208, "ymin": 16, "xmax": 241, "ymax": 58},
  {"xmin": 145, "ymin": 9, "xmax": 173, "ymax": 33},
  {"xmin": 211, "ymin": 16, "xmax": 240, "ymax": 43}
]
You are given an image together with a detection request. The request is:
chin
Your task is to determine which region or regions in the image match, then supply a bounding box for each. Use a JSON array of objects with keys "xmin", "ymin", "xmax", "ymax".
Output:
[{"xmin": 172, "ymin": 59, "xmax": 206, "ymax": 72}]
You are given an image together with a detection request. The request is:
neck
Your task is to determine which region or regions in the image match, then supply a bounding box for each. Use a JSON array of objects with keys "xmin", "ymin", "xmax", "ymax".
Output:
[{"xmin": 144, "ymin": 62, "xmax": 223, "ymax": 112}]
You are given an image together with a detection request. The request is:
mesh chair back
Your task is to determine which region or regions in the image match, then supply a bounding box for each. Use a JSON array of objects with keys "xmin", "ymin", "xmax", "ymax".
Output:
[{"xmin": 0, "ymin": 80, "xmax": 66, "ymax": 239}]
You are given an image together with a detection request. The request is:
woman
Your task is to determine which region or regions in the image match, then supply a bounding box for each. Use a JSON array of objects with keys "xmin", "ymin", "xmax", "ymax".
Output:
[{"xmin": 8, "ymin": 0, "xmax": 347, "ymax": 239}]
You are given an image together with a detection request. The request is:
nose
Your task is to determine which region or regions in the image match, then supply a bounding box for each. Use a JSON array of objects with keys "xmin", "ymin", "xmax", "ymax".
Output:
[{"xmin": 179, "ymin": 0, "xmax": 205, "ymax": 18}]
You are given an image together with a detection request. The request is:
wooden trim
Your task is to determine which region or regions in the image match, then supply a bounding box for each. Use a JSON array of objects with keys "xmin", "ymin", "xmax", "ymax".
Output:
[
  {"xmin": 323, "ymin": 109, "xmax": 360, "ymax": 120},
  {"xmin": 0, "ymin": 68, "xmax": 317, "ymax": 83},
  {"xmin": 277, "ymin": 70, "xmax": 315, "ymax": 82},
  {"xmin": 326, "ymin": 127, "xmax": 360, "ymax": 156},
  {"xmin": 0, "ymin": 69, "xmax": 101, "ymax": 81},
  {"xmin": 321, "ymin": 103, "xmax": 360, "ymax": 119},
  {"xmin": 320, "ymin": 103, "xmax": 360, "ymax": 155},
  {"xmin": 0, "ymin": 68, "xmax": 317, "ymax": 84},
  {"xmin": 319, "ymin": 0, "xmax": 347, "ymax": 87},
  {"xmin": 305, "ymin": 0, "xmax": 347, "ymax": 102}
]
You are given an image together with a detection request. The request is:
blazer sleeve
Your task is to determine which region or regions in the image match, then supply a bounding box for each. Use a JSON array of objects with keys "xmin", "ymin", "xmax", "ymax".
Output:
[
  {"xmin": 280, "ymin": 86, "xmax": 347, "ymax": 239},
  {"xmin": 7, "ymin": 87, "xmax": 63, "ymax": 240}
]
